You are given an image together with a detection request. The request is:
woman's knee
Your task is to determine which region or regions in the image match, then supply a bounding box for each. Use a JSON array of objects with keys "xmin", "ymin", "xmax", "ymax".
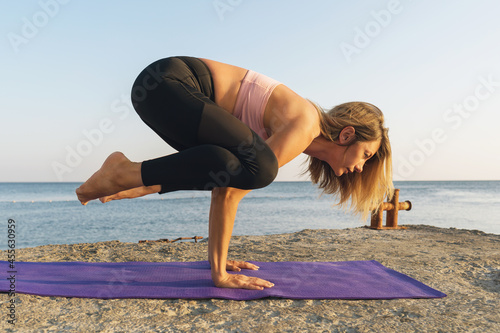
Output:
[
  {"xmin": 252, "ymin": 148, "xmax": 278, "ymax": 189},
  {"xmin": 235, "ymin": 133, "xmax": 278, "ymax": 189},
  {"xmin": 236, "ymin": 143, "xmax": 277, "ymax": 189}
]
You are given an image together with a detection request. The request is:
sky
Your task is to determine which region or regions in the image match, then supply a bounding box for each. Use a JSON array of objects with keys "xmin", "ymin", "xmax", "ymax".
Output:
[{"xmin": 1, "ymin": 0, "xmax": 500, "ymax": 182}]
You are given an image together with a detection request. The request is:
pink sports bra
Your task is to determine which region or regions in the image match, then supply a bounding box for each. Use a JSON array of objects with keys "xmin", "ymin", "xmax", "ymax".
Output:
[{"xmin": 233, "ymin": 70, "xmax": 282, "ymax": 140}]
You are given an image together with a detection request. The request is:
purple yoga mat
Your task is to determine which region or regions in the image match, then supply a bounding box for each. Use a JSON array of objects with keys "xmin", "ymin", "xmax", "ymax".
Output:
[{"xmin": 0, "ymin": 260, "xmax": 446, "ymax": 300}]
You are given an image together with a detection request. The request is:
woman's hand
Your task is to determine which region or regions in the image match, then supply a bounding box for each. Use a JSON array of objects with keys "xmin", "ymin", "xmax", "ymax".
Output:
[
  {"xmin": 212, "ymin": 272, "xmax": 274, "ymax": 290},
  {"xmin": 226, "ymin": 260, "xmax": 260, "ymax": 272},
  {"xmin": 209, "ymin": 188, "xmax": 269, "ymax": 290}
]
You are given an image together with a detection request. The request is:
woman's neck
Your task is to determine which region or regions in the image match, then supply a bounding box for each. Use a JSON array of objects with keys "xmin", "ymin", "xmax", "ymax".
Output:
[{"xmin": 303, "ymin": 136, "xmax": 338, "ymax": 160}]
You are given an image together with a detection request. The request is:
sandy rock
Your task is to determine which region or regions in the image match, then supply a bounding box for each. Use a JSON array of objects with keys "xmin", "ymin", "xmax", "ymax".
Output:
[{"xmin": 1, "ymin": 225, "xmax": 499, "ymax": 332}]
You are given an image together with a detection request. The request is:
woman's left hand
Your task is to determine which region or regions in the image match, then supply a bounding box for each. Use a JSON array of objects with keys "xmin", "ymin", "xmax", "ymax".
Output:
[{"xmin": 226, "ymin": 260, "xmax": 260, "ymax": 272}]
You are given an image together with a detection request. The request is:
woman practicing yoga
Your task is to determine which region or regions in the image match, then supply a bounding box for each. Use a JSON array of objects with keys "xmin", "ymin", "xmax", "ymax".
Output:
[{"xmin": 76, "ymin": 56, "xmax": 393, "ymax": 290}]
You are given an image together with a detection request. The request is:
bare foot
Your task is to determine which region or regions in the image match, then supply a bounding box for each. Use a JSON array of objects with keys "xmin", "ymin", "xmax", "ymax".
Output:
[
  {"xmin": 99, "ymin": 185, "xmax": 161, "ymax": 203},
  {"xmin": 76, "ymin": 152, "xmax": 143, "ymax": 205}
]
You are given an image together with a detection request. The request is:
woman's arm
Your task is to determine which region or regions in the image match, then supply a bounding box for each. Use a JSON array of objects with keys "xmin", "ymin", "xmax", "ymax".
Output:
[
  {"xmin": 266, "ymin": 119, "xmax": 319, "ymax": 168},
  {"xmin": 207, "ymin": 93, "xmax": 320, "ymax": 289},
  {"xmin": 265, "ymin": 90, "xmax": 321, "ymax": 168},
  {"xmin": 207, "ymin": 118, "xmax": 315, "ymax": 289},
  {"xmin": 208, "ymin": 187, "xmax": 275, "ymax": 290}
]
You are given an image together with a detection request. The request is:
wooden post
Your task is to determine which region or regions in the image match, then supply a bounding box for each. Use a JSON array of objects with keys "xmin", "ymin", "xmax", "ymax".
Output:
[
  {"xmin": 373, "ymin": 206, "xmax": 384, "ymax": 229},
  {"xmin": 386, "ymin": 189, "xmax": 399, "ymax": 228},
  {"xmin": 369, "ymin": 189, "xmax": 412, "ymax": 230}
]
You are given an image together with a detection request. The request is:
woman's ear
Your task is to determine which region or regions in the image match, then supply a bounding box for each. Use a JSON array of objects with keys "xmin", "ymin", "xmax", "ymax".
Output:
[{"xmin": 339, "ymin": 126, "xmax": 356, "ymax": 145}]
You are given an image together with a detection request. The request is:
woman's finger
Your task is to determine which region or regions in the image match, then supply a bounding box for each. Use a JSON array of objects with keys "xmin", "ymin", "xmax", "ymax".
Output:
[
  {"xmin": 240, "ymin": 276, "xmax": 274, "ymax": 289},
  {"xmin": 230, "ymin": 275, "xmax": 274, "ymax": 290},
  {"xmin": 227, "ymin": 264, "xmax": 241, "ymax": 272},
  {"xmin": 215, "ymin": 273, "xmax": 275, "ymax": 290},
  {"xmin": 227, "ymin": 260, "xmax": 260, "ymax": 271}
]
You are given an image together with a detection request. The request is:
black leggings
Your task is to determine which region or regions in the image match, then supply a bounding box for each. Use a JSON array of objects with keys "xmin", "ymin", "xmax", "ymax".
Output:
[{"xmin": 131, "ymin": 56, "xmax": 278, "ymax": 193}]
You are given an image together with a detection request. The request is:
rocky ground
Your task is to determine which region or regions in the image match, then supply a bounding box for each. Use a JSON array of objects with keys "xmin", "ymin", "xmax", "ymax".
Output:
[{"xmin": 1, "ymin": 225, "xmax": 499, "ymax": 332}]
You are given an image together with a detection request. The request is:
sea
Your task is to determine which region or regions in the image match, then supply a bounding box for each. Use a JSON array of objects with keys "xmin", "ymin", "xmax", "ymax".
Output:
[{"xmin": 0, "ymin": 181, "xmax": 499, "ymax": 250}]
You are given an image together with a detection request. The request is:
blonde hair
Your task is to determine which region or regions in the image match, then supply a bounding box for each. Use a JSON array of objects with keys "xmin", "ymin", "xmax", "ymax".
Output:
[{"xmin": 307, "ymin": 101, "xmax": 394, "ymax": 219}]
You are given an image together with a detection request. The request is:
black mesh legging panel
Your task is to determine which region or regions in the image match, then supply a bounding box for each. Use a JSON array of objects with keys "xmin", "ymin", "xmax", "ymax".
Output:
[{"xmin": 131, "ymin": 57, "xmax": 278, "ymax": 193}]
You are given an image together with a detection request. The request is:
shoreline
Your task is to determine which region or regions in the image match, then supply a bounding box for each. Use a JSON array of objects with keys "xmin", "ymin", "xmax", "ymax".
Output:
[
  {"xmin": 3, "ymin": 224, "xmax": 500, "ymax": 252},
  {"xmin": 1, "ymin": 225, "xmax": 499, "ymax": 332}
]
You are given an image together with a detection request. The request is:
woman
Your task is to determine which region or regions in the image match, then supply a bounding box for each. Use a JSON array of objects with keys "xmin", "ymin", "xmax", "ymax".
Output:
[{"xmin": 76, "ymin": 56, "xmax": 393, "ymax": 290}]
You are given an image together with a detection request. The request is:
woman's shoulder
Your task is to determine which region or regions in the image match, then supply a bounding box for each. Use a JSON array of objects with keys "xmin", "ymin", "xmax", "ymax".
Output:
[
  {"xmin": 265, "ymin": 85, "xmax": 321, "ymax": 137},
  {"xmin": 267, "ymin": 85, "xmax": 319, "ymax": 121}
]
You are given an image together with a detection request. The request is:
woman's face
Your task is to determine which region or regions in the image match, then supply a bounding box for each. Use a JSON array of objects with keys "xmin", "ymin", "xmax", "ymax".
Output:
[{"xmin": 328, "ymin": 140, "xmax": 381, "ymax": 177}]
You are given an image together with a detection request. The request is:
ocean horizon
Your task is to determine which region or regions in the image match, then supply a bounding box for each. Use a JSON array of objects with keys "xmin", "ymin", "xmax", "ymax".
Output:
[{"xmin": 1, "ymin": 180, "xmax": 499, "ymax": 250}]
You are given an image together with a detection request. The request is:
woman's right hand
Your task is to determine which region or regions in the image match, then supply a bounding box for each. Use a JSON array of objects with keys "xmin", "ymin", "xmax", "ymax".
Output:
[{"xmin": 212, "ymin": 272, "xmax": 274, "ymax": 290}]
